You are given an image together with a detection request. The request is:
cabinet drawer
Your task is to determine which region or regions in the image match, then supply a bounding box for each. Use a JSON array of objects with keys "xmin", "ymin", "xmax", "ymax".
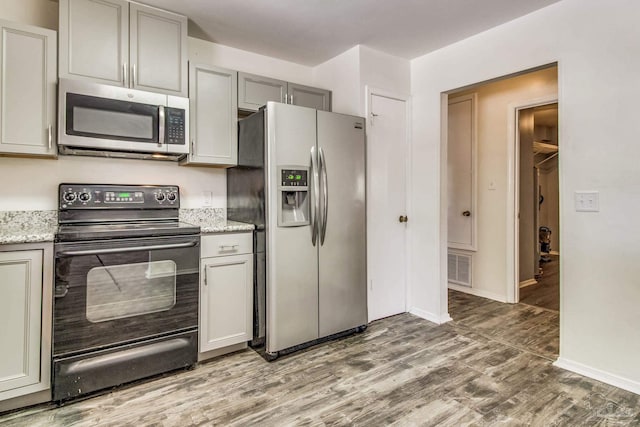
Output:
[{"xmin": 201, "ymin": 233, "xmax": 252, "ymax": 257}]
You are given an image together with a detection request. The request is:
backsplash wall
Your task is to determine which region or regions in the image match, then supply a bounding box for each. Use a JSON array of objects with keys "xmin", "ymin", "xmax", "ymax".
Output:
[{"xmin": 0, "ymin": 155, "xmax": 226, "ymax": 211}]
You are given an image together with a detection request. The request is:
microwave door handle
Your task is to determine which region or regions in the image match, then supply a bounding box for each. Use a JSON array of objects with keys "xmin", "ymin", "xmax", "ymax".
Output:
[{"xmin": 158, "ymin": 105, "xmax": 165, "ymax": 146}]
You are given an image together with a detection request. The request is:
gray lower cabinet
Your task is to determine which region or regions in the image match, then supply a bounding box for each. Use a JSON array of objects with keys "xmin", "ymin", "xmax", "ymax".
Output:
[
  {"xmin": 199, "ymin": 233, "xmax": 253, "ymax": 357},
  {"xmin": 59, "ymin": 0, "xmax": 188, "ymax": 97},
  {"xmin": 181, "ymin": 64, "xmax": 238, "ymax": 167},
  {"xmin": 238, "ymin": 71, "xmax": 331, "ymax": 112},
  {"xmin": 0, "ymin": 244, "xmax": 53, "ymax": 410},
  {"xmin": 0, "ymin": 20, "xmax": 57, "ymax": 157}
]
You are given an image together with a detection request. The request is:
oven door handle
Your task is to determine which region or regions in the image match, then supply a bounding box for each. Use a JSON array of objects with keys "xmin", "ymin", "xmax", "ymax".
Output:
[{"xmin": 58, "ymin": 241, "xmax": 198, "ymax": 257}]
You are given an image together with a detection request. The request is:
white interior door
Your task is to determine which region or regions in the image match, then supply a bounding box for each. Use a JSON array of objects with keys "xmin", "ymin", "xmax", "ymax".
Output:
[
  {"xmin": 447, "ymin": 94, "xmax": 476, "ymax": 250},
  {"xmin": 367, "ymin": 90, "xmax": 408, "ymax": 322}
]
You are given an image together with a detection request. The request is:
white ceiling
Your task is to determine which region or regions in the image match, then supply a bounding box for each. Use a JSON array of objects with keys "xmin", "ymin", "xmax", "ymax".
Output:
[{"xmin": 138, "ymin": 0, "xmax": 561, "ymax": 66}]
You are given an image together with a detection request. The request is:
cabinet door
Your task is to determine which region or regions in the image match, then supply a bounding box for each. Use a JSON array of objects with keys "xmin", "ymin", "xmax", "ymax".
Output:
[
  {"xmin": 288, "ymin": 83, "xmax": 332, "ymax": 111},
  {"xmin": 129, "ymin": 2, "xmax": 187, "ymax": 96},
  {"xmin": 238, "ymin": 72, "xmax": 287, "ymax": 111},
  {"xmin": 0, "ymin": 21, "xmax": 56, "ymax": 157},
  {"xmin": 183, "ymin": 64, "xmax": 238, "ymax": 166},
  {"xmin": 59, "ymin": 0, "xmax": 129, "ymax": 86},
  {"xmin": 447, "ymin": 94, "xmax": 477, "ymax": 251},
  {"xmin": 200, "ymin": 254, "xmax": 253, "ymax": 353},
  {"xmin": 0, "ymin": 250, "xmax": 42, "ymax": 394}
]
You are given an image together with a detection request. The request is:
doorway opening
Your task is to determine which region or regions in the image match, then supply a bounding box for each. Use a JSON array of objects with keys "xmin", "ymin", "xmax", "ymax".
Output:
[
  {"xmin": 518, "ymin": 103, "xmax": 559, "ymax": 311},
  {"xmin": 444, "ymin": 64, "xmax": 560, "ymax": 357}
]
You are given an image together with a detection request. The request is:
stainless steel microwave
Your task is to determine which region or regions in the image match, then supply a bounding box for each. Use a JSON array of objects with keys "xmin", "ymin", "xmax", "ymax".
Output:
[{"xmin": 58, "ymin": 79, "xmax": 189, "ymax": 160}]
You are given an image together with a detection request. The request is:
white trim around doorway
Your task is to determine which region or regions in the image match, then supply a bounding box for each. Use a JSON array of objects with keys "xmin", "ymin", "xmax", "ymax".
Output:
[{"xmin": 506, "ymin": 95, "xmax": 558, "ymax": 304}]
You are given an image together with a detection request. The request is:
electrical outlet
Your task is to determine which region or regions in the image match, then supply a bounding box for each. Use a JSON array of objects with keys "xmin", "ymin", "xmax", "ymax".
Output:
[
  {"xmin": 202, "ymin": 191, "xmax": 213, "ymax": 207},
  {"xmin": 575, "ymin": 191, "xmax": 599, "ymax": 212}
]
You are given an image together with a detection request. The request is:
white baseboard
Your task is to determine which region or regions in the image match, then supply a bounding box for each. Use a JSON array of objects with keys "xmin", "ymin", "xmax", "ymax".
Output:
[
  {"xmin": 554, "ymin": 357, "xmax": 640, "ymax": 395},
  {"xmin": 448, "ymin": 283, "xmax": 508, "ymax": 303},
  {"xmin": 519, "ymin": 278, "xmax": 538, "ymax": 288},
  {"xmin": 409, "ymin": 307, "xmax": 452, "ymax": 325}
]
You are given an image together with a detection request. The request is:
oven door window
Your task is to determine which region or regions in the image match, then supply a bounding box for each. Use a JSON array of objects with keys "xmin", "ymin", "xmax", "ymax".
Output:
[
  {"xmin": 66, "ymin": 93, "xmax": 159, "ymax": 143},
  {"xmin": 86, "ymin": 260, "xmax": 176, "ymax": 323}
]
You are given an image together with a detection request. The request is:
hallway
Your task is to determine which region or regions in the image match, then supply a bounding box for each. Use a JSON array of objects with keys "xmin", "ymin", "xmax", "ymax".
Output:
[{"xmin": 520, "ymin": 254, "xmax": 560, "ymax": 311}]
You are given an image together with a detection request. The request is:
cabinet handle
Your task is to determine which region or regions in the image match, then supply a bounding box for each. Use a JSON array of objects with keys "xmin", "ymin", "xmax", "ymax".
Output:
[
  {"xmin": 191, "ymin": 139, "xmax": 195, "ymax": 156},
  {"xmin": 219, "ymin": 244, "xmax": 239, "ymax": 250},
  {"xmin": 47, "ymin": 124, "xmax": 52, "ymax": 150},
  {"xmin": 284, "ymin": 93, "xmax": 288, "ymax": 104},
  {"xmin": 123, "ymin": 62, "xmax": 127, "ymax": 86},
  {"xmin": 204, "ymin": 266, "xmax": 208, "ymax": 286},
  {"xmin": 290, "ymin": 94, "xmax": 293, "ymax": 104},
  {"xmin": 132, "ymin": 64, "xmax": 137, "ymax": 86}
]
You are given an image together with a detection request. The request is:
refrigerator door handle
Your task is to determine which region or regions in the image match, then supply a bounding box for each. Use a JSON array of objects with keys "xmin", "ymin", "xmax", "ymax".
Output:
[
  {"xmin": 311, "ymin": 146, "xmax": 319, "ymax": 246},
  {"xmin": 319, "ymin": 147, "xmax": 328, "ymax": 245}
]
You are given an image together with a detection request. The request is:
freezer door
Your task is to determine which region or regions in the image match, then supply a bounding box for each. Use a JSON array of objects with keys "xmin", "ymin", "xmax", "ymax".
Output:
[
  {"xmin": 317, "ymin": 111, "xmax": 367, "ymax": 337},
  {"xmin": 266, "ymin": 102, "xmax": 319, "ymax": 353}
]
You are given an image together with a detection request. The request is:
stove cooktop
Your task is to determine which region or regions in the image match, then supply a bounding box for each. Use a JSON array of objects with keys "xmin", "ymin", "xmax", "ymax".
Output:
[{"xmin": 56, "ymin": 221, "xmax": 201, "ymax": 242}]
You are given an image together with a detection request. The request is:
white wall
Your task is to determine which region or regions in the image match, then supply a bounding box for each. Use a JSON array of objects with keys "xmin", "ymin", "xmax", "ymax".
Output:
[
  {"xmin": 189, "ymin": 37, "xmax": 313, "ymax": 86},
  {"xmin": 313, "ymin": 45, "xmax": 411, "ymax": 118},
  {"xmin": 359, "ymin": 46, "xmax": 411, "ymax": 114},
  {"xmin": 0, "ymin": 0, "xmax": 57, "ymax": 29},
  {"xmin": 313, "ymin": 46, "xmax": 361, "ymax": 116},
  {"xmin": 411, "ymin": 0, "xmax": 640, "ymax": 393},
  {"xmin": 0, "ymin": 156, "xmax": 226, "ymax": 210}
]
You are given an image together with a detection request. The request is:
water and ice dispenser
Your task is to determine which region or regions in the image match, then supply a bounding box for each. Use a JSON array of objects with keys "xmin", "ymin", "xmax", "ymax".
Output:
[{"xmin": 278, "ymin": 167, "xmax": 310, "ymax": 227}]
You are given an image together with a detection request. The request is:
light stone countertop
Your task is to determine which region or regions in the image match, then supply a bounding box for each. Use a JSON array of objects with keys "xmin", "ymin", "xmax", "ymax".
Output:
[
  {"xmin": 0, "ymin": 209, "xmax": 254, "ymax": 245},
  {"xmin": 0, "ymin": 210, "xmax": 57, "ymax": 244},
  {"xmin": 179, "ymin": 208, "xmax": 254, "ymax": 234}
]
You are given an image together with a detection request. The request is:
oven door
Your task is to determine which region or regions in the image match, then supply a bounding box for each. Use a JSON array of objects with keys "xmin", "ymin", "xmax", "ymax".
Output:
[{"xmin": 53, "ymin": 235, "xmax": 200, "ymax": 357}]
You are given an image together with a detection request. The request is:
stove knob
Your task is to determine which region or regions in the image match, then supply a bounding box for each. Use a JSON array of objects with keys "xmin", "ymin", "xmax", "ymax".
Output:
[
  {"xmin": 63, "ymin": 192, "xmax": 76, "ymax": 202},
  {"xmin": 79, "ymin": 192, "xmax": 91, "ymax": 202},
  {"xmin": 167, "ymin": 192, "xmax": 177, "ymax": 202},
  {"xmin": 155, "ymin": 192, "xmax": 166, "ymax": 201}
]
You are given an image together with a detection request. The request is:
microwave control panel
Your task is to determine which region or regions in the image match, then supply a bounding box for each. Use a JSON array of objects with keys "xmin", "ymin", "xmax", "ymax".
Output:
[{"xmin": 165, "ymin": 107, "xmax": 185, "ymax": 145}]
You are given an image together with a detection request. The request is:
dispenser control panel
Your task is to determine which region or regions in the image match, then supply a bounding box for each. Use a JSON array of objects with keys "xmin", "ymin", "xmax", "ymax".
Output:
[{"xmin": 281, "ymin": 169, "xmax": 308, "ymax": 187}]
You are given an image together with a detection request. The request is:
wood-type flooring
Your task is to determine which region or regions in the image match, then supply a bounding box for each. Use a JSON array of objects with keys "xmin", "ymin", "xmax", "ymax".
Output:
[
  {"xmin": 1, "ymin": 290, "xmax": 638, "ymax": 426},
  {"xmin": 519, "ymin": 254, "xmax": 560, "ymax": 311}
]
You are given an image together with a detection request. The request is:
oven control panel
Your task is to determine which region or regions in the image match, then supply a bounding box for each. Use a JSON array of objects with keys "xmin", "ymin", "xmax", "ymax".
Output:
[{"xmin": 59, "ymin": 184, "xmax": 180, "ymax": 209}]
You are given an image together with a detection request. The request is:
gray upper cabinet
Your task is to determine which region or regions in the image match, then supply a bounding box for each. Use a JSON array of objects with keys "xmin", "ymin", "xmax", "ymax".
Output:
[
  {"xmin": 59, "ymin": 0, "xmax": 187, "ymax": 97},
  {"xmin": 59, "ymin": 0, "xmax": 128, "ymax": 86},
  {"xmin": 0, "ymin": 20, "xmax": 57, "ymax": 157},
  {"xmin": 238, "ymin": 72, "xmax": 332, "ymax": 112},
  {"xmin": 129, "ymin": 2, "xmax": 187, "ymax": 95},
  {"xmin": 181, "ymin": 63, "xmax": 238, "ymax": 167},
  {"xmin": 238, "ymin": 72, "xmax": 287, "ymax": 111},
  {"xmin": 288, "ymin": 82, "xmax": 332, "ymax": 111}
]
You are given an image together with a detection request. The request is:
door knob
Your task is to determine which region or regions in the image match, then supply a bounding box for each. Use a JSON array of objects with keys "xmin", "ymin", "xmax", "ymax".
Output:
[
  {"xmin": 399, "ymin": 215, "xmax": 408, "ymax": 223},
  {"xmin": 462, "ymin": 211, "xmax": 471, "ymax": 217}
]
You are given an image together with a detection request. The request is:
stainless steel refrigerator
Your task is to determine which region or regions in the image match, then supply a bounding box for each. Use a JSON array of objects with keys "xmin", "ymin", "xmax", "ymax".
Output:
[{"xmin": 227, "ymin": 102, "xmax": 367, "ymax": 359}]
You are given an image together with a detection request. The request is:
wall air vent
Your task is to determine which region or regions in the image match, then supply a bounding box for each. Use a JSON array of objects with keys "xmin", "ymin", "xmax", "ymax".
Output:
[{"xmin": 448, "ymin": 250, "xmax": 472, "ymax": 287}]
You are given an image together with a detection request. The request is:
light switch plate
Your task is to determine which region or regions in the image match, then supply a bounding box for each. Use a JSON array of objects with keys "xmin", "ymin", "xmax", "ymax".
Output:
[{"xmin": 575, "ymin": 191, "xmax": 599, "ymax": 212}]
